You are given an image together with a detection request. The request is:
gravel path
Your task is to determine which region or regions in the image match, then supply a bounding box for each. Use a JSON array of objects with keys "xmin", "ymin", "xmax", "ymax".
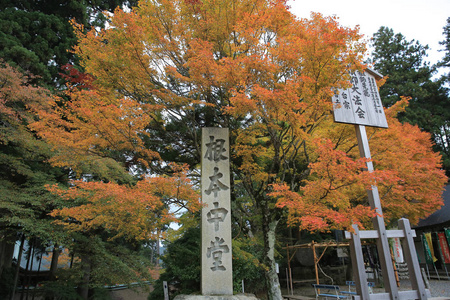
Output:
[
  {"xmin": 398, "ymin": 279, "xmax": 450, "ymax": 298},
  {"xmin": 283, "ymin": 279, "xmax": 450, "ymax": 299}
]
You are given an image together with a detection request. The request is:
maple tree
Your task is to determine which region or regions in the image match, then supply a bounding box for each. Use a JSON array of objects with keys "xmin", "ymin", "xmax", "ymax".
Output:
[
  {"xmin": 34, "ymin": 171, "xmax": 199, "ymax": 299},
  {"xmin": 369, "ymin": 100, "xmax": 447, "ymax": 225},
  {"xmin": 0, "ymin": 61, "xmax": 198, "ymax": 298},
  {"xmin": 272, "ymin": 98, "xmax": 447, "ymax": 231},
  {"xmin": 0, "ymin": 62, "xmax": 70, "ymax": 299},
  {"xmin": 31, "ymin": 0, "xmax": 447, "ymax": 299},
  {"xmin": 47, "ymin": 166, "xmax": 200, "ymax": 242}
]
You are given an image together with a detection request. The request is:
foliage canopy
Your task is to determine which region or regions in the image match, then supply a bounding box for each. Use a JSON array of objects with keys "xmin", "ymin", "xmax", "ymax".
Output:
[{"xmin": 28, "ymin": 0, "xmax": 447, "ymax": 298}]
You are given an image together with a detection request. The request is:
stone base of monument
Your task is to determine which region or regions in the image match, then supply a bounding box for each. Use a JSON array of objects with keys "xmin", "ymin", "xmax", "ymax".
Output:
[{"xmin": 173, "ymin": 293, "xmax": 259, "ymax": 300}]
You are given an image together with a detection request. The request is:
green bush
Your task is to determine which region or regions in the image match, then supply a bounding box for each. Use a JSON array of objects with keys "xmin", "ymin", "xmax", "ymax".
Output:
[
  {"xmin": 232, "ymin": 238, "xmax": 266, "ymax": 295},
  {"xmin": 148, "ymin": 227, "xmax": 201, "ymax": 300},
  {"xmin": 148, "ymin": 227, "xmax": 266, "ymax": 299},
  {"xmin": 0, "ymin": 267, "xmax": 15, "ymax": 299}
]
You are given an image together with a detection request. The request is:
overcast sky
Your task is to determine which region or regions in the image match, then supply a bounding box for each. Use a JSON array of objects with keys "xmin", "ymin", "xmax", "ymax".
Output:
[{"xmin": 288, "ymin": 0, "xmax": 449, "ymax": 67}]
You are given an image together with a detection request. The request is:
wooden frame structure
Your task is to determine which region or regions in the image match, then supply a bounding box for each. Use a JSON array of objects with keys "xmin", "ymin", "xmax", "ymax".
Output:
[
  {"xmin": 284, "ymin": 70, "xmax": 432, "ymax": 299},
  {"xmin": 284, "ymin": 240, "xmax": 353, "ymax": 295},
  {"xmin": 345, "ymin": 219, "xmax": 431, "ymax": 299},
  {"xmin": 283, "ymin": 125, "xmax": 432, "ymax": 299},
  {"xmin": 347, "ymin": 125, "xmax": 430, "ymax": 300}
]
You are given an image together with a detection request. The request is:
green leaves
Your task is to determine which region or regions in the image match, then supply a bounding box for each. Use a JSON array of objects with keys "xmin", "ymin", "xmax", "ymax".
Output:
[
  {"xmin": 0, "ymin": 8, "xmax": 76, "ymax": 86},
  {"xmin": 369, "ymin": 26, "xmax": 450, "ymax": 175},
  {"xmin": 0, "ymin": 62, "xmax": 68, "ymax": 241}
]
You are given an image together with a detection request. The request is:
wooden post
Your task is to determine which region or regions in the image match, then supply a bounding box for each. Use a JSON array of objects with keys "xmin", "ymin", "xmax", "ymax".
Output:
[
  {"xmin": 312, "ymin": 241, "xmax": 322, "ymax": 295},
  {"xmin": 313, "ymin": 241, "xmax": 319, "ymax": 285},
  {"xmin": 355, "ymin": 125, "xmax": 399, "ymax": 300},
  {"xmin": 398, "ymin": 218, "xmax": 428, "ymax": 299},
  {"xmin": 287, "ymin": 244, "xmax": 294, "ymax": 295},
  {"xmin": 163, "ymin": 281, "xmax": 169, "ymax": 300},
  {"xmin": 348, "ymin": 224, "xmax": 370, "ymax": 300},
  {"xmin": 285, "ymin": 268, "xmax": 290, "ymax": 295},
  {"xmin": 390, "ymin": 246, "xmax": 400, "ymax": 287}
]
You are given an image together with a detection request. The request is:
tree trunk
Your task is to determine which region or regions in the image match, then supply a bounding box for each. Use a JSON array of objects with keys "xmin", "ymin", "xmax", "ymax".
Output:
[
  {"xmin": 262, "ymin": 215, "xmax": 283, "ymax": 300},
  {"xmin": 11, "ymin": 234, "xmax": 25, "ymax": 300},
  {"xmin": 78, "ymin": 253, "xmax": 91, "ymax": 300},
  {"xmin": 25, "ymin": 240, "xmax": 36, "ymax": 300},
  {"xmin": 0, "ymin": 234, "xmax": 15, "ymax": 276},
  {"xmin": 44, "ymin": 246, "xmax": 60, "ymax": 300},
  {"xmin": 150, "ymin": 243, "xmax": 154, "ymax": 265},
  {"xmin": 20, "ymin": 240, "xmax": 33, "ymax": 300},
  {"xmin": 49, "ymin": 244, "xmax": 61, "ymax": 282},
  {"xmin": 156, "ymin": 232, "xmax": 160, "ymax": 267},
  {"xmin": 32, "ymin": 252, "xmax": 42, "ymax": 300}
]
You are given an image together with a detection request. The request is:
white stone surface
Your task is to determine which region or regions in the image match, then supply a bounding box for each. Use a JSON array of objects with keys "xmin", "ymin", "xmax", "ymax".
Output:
[{"xmin": 201, "ymin": 128, "xmax": 233, "ymax": 295}]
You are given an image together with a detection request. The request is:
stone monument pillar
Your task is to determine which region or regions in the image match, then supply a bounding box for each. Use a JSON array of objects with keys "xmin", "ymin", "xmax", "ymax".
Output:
[
  {"xmin": 174, "ymin": 128, "xmax": 258, "ymax": 300},
  {"xmin": 201, "ymin": 127, "xmax": 233, "ymax": 295}
]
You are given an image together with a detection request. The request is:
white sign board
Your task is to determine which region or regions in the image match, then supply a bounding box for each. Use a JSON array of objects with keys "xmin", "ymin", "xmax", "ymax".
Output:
[
  {"xmin": 337, "ymin": 247, "xmax": 349, "ymax": 258},
  {"xmin": 393, "ymin": 237, "xmax": 404, "ymax": 263},
  {"xmin": 332, "ymin": 70, "xmax": 388, "ymax": 128}
]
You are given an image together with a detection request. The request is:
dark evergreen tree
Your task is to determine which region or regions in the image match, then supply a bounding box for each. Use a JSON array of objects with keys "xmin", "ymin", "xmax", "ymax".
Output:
[
  {"xmin": 369, "ymin": 26, "xmax": 450, "ymax": 174},
  {"xmin": 148, "ymin": 225, "xmax": 266, "ymax": 300},
  {"xmin": 437, "ymin": 17, "xmax": 450, "ymax": 83},
  {"xmin": 0, "ymin": 0, "xmax": 137, "ymax": 88},
  {"xmin": 0, "ymin": 1, "xmax": 139, "ymax": 297}
]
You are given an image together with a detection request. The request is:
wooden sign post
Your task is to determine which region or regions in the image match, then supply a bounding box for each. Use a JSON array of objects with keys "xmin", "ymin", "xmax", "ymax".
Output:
[
  {"xmin": 355, "ymin": 124, "xmax": 399, "ymax": 299},
  {"xmin": 332, "ymin": 70, "xmax": 429, "ymax": 300}
]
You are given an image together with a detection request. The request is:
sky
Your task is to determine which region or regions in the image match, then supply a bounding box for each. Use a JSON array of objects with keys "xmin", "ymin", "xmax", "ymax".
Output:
[{"xmin": 287, "ymin": 0, "xmax": 450, "ymax": 67}]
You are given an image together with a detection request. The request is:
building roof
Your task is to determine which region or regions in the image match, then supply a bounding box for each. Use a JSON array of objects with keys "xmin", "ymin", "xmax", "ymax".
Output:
[{"xmin": 415, "ymin": 184, "xmax": 450, "ymax": 228}]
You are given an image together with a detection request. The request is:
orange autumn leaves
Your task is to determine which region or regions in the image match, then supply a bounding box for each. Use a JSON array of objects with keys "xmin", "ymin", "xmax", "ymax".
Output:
[
  {"xmin": 48, "ymin": 168, "xmax": 200, "ymax": 241},
  {"xmin": 31, "ymin": 86, "xmax": 162, "ymax": 175},
  {"xmin": 271, "ymin": 138, "xmax": 392, "ymax": 232},
  {"xmin": 29, "ymin": 0, "xmax": 447, "ymax": 238},
  {"xmin": 271, "ymin": 98, "xmax": 447, "ymax": 231},
  {"xmin": 369, "ymin": 98, "xmax": 447, "ymax": 225}
]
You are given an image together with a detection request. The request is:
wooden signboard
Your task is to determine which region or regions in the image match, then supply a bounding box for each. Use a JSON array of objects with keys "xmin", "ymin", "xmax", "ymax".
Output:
[{"xmin": 332, "ymin": 69, "xmax": 388, "ymax": 128}]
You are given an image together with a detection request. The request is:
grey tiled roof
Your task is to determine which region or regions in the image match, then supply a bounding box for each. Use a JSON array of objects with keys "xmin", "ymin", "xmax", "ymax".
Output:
[{"xmin": 415, "ymin": 185, "xmax": 450, "ymax": 228}]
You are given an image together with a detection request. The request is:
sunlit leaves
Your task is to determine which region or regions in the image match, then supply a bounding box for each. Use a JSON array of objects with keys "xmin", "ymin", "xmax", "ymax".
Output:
[
  {"xmin": 49, "ymin": 166, "xmax": 200, "ymax": 241},
  {"xmin": 370, "ymin": 100, "xmax": 447, "ymax": 225},
  {"xmin": 271, "ymin": 99, "xmax": 447, "ymax": 231},
  {"xmin": 271, "ymin": 138, "xmax": 385, "ymax": 232},
  {"xmin": 30, "ymin": 0, "xmax": 447, "ymax": 239}
]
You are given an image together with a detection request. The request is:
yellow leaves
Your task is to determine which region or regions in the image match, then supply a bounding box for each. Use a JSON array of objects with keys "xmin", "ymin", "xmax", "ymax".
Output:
[
  {"xmin": 37, "ymin": 0, "xmax": 444, "ymax": 236},
  {"xmin": 384, "ymin": 96, "xmax": 409, "ymax": 119},
  {"xmin": 269, "ymin": 137, "xmax": 399, "ymax": 231},
  {"xmin": 65, "ymin": 0, "xmax": 364, "ymax": 138},
  {"xmin": 270, "ymin": 95, "xmax": 447, "ymax": 231},
  {"xmin": 49, "ymin": 166, "xmax": 200, "ymax": 241},
  {"xmin": 368, "ymin": 109, "xmax": 447, "ymax": 225}
]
